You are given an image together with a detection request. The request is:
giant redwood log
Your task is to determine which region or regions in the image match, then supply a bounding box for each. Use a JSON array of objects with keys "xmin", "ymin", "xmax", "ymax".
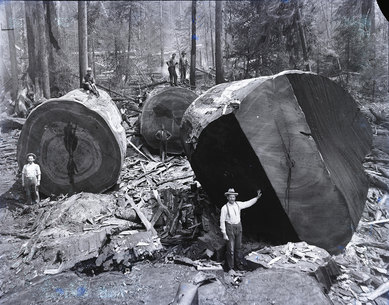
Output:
[
  {"xmin": 180, "ymin": 70, "xmax": 372, "ymax": 254},
  {"xmin": 17, "ymin": 89, "xmax": 126, "ymax": 196},
  {"xmin": 140, "ymin": 87, "xmax": 198, "ymax": 154}
]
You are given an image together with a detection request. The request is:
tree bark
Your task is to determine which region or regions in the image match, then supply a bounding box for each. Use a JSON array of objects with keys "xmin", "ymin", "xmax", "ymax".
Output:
[
  {"xmin": 5, "ymin": 1, "xmax": 18, "ymax": 101},
  {"xmin": 209, "ymin": 0, "xmax": 215, "ymax": 67},
  {"xmin": 215, "ymin": 0, "xmax": 224, "ymax": 84},
  {"xmin": 37, "ymin": 1, "xmax": 50, "ymax": 99},
  {"xmin": 17, "ymin": 89, "xmax": 126, "ymax": 196},
  {"xmin": 78, "ymin": 1, "xmax": 88, "ymax": 87},
  {"xmin": 181, "ymin": 71, "xmax": 372, "ymax": 254},
  {"xmin": 190, "ymin": 0, "xmax": 197, "ymax": 88},
  {"xmin": 160, "ymin": 1, "xmax": 164, "ymax": 69},
  {"xmin": 294, "ymin": 0, "xmax": 310, "ymax": 71},
  {"xmin": 25, "ymin": 0, "xmax": 39, "ymax": 83}
]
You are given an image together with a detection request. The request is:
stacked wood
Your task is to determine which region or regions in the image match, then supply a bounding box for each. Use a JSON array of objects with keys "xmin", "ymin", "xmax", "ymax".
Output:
[
  {"xmin": 140, "ymin": 87, "xmax": 198, "ymax": 154},
  {"xmin": 17, "ymin": 89, "xmax": 126, "ymax": 196},
  {"xmin": 180, "ymin": 70, "xmax": 372, "ymax": 254}
]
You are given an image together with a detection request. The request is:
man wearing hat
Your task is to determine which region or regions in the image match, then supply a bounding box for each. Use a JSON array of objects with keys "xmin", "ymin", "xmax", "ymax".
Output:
[
  {"xmin": 166, "ymin": 53, "xmax": 178, "ymax": 86},
  {"xmin": 220, "ymin": 187, "xmax": 262, "ymax": 274},
  {"xmin": 22, "ymin": 153, "xmax": 41, "ymax": 204},
  {"xmin": 179, "ymin": 51, "xmax": 188, "ymax": 84},
  {"xmin": 82, "ymin": 67, "xmax": 99, "ymax": 96}
]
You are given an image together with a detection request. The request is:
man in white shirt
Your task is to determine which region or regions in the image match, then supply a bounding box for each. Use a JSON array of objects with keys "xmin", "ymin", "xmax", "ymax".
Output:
[
  {"xmin": 22, "ymin": 153, "xmax": 41, "ymax": 204},
  {"xmin": 220, "ymin": 188, "xmax": 262, "ymax": 274}
]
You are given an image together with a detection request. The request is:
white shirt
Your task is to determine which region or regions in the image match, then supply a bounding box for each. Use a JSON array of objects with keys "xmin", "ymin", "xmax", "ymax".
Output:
[
  {"xmin": 22, "ymin": 163, "xmax": 41, "ymax": 178},
  {"xmin": 220, "ymin": 198, "xmax": 258, "ymax": 234}
]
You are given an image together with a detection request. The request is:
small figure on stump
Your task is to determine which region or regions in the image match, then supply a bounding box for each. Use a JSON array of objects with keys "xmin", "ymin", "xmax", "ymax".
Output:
[
  {"xmin": 22, "ymin": 153, "xmax": 41, "ymax": 205},
  {"xmin": 155, "ymin": 124, "xmax": 172, "ymax": 163},
  {"xmin": 179, "ymin": 51, "xmax": 188, "ymax": 84},
  {"xmin": 82, "ymin": 67, "xmax": 99, "ymax": 97},
  {"xmin": 166, "ymin": 53, "xmax": 178, "ymax": 86},
  {"xmin": 220, "ymin": 188, "xmax": 262, "ymax": 275}
]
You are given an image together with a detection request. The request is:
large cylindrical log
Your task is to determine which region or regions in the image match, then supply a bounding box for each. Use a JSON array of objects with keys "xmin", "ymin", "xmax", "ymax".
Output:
[
  {"xmin": 17, "ymin": 89, "xmax": 126, "ymax": 195},
  {"xmin": 180, "ymin": 70, "xmax": 372, "ymax": 254},
  {"xmin": 140, "ymin": 87, "xmax": 198, "ymax": 154}
]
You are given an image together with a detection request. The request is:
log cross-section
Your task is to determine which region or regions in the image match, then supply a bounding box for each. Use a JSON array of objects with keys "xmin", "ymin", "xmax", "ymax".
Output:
[
  {"xmin": 17, "ymin": 89, "xmax": 126, "ymax": 196},
  {"xmin": 180, "ymin": 70, "xmax": 372, "ymax": 254}
]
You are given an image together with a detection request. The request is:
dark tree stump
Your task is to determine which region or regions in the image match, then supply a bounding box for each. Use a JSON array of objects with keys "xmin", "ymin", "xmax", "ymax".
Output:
[
  {"xmin": 140, "ymin": 87, "xmax": 198, "ymax": 154},
  {"xmin": 180, "ymin": 71, "xmax": 372, "ymax": 254},
  {"xmin": 17, "ymin": 89, "xmax": 126, "ymax": 196}
]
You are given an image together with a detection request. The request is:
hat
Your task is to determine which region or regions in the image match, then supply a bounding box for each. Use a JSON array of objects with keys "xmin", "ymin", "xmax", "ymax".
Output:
[
  {"xmin": 225, "ymin": 188, "xmax": 238, "ymax": 196},
  {"xmin": 87, "ymin": 67, "xmax": 92, "ymax": 71},
  {"xmin": 26, "ymin": 153, "xmax": 36, "ymax": 160}
]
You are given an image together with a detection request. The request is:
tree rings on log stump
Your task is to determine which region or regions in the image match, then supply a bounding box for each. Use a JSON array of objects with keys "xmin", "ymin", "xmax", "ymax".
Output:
[
  {"xmin": 17, "ymin": 89, "xmax": 126, "ymax": 196},
  {"xmin": 140, "ymin": 87, "xmax": 198, "ymax": 154},
  {"xmin": 180, "ymin": 70, "xmax": 372, "ymax": 254}
]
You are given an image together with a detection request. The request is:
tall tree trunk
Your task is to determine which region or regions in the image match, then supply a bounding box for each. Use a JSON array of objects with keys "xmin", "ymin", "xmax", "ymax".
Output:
[
  {"xmin": 25, "ymin": 1, "xmax": 38, "ymax": 82},
  {"xmin": 370, "ymin": 0, "xmax": 376, "ymax": 102},
  {"xmin": 37, "ymin": 1, "xmax": 50, "ymax": 98},
  {"xmin": 78, "ymin": 1, "xmax": 88, "ymax": 87},
  {"xmin": 160, "ymin": 1, "xmax": 164, "ymax": 69},
  {"xmin": 215, "ymin": 0, "xmax": 224, "ymax": 84},
  {"xmin": 209, "ymin": 0, "xmax": 215, "ymax": 67},
  {"xmin": 190, "ymin": 0, "xmax": 197, "ymax": 88},
  {"xmin": 5, "ymin": 1, "xmax": 18, "ymax": 101},
  {"xmin": 45, "ymin": 1, "xmax": 61, "ymax": 96},
  {"xmin": 294, "ymin": 0, "xmax": 310, "ymax": 71},
  {"xmin": 126, "ymin": 5, "xmax": 132, "ymax": 80}
]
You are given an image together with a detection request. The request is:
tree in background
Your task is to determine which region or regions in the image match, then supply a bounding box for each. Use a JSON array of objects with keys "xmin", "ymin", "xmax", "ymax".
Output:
[
  {"xmin": 78, "ymin": 1, "xmax": 87, "ymax": 88},
  {"xmin": 215, "ymin": 0, "xmax": 224, "ymax": 84},
  {"xmin": 190, "ymin": 0, "xmax": 197, "ymax": 88}
]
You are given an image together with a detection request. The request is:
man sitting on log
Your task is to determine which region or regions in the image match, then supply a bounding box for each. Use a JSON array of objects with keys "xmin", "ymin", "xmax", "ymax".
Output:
[
  {"xmin": 82, "ymin": 67, "xmax": 99, "ymax": 97},
  {"xmin": 155, "ymin": 124, "xmax": 172, "ymax": 163},
  {"xmin": 220, "ymin": 188, "xmax": 262, "ymax": 275},
  {"xmin": 166, "ymin": 53, "xmax": 178, "ymax": 86},
  {"xmin": 22, "ymin": 153, "xmax": 41, "ymax": 205}
]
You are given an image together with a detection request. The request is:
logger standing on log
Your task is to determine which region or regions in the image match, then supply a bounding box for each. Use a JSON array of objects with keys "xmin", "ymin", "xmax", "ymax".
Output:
[
  {"xmin": 166, "ymin": 53, "xmax": 178, "ymax": 86},
  {"xmin": 179, "ymin": 51, "xmax": 188, "ymax": 84},
  {"xmin": 82, "ymin": 67, "xmax": 99, "ymax": 97},
  {"xmin": 220, "ymin": 188, "xmax": 262, "ymax": 275},
  {"xmin": 22, "ymin": 153, "xmax": 41, "ymax": 205},
  {"xmin": 155, "ymin": 124, "xmax": 172, "ymax": 163}
]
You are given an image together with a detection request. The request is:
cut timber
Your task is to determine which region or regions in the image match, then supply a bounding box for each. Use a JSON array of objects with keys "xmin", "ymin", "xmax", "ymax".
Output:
[
  {"xmin": 180, "ymin": 70, "xmax": 372, "ymax": 254},
  {"xmin": 140, "ymin": 87, "xmax": 198, "ymax": 154},
  {"xmin": 17, "ymin": 89, "xmax": 126, "ymax": 195}
]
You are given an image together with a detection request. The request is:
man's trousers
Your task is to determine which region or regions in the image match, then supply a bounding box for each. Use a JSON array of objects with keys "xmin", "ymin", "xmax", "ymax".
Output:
[
  {"xmin": 25, "ymin": 176, "xmax": 39, "ymax": 204},
  {"xmin": 225, "ymin": 222, "xmax": 242, "ymax": 271}
]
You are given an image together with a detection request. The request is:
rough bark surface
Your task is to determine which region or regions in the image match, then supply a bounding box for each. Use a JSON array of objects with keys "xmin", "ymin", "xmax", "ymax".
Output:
[
  {"xmin": 140, "ymin": 87, "xmax": 198, "ymax": 154},
  {"xmin": 17, "ymin": 89, "xmax": 126, "ymax": 196},
  {"xmin": 180, "ymin": 70, "xmax": 372, "ymax": 254}
]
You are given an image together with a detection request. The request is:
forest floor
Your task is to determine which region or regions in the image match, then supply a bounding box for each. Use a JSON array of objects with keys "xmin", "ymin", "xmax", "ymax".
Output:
[{"xmin": 0, "ymin": 98, "xmax": 388, "ymax": 305}]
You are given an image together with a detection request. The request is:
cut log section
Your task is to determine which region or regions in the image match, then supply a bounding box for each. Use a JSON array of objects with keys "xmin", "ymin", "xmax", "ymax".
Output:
[
  {"xmin": 17, "ymin": 89, "xmax": 126, "ymax": 196},
  {"xmin": 180, "ymin": 70, "xmax": 372, "ymax": 254},
  {"xmin": 140, "ymin": 87, "xmax": 198, "ymax": 154}
]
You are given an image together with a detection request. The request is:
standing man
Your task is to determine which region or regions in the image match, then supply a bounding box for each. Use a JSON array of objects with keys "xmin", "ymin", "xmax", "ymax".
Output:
[
  {"xmin": 166, "ymin": 53, "xmax": 178, "ymax": 86},
  {"xmin": 155, "ymin": 124, "xmax": 172, "ymax": 163},
  {"xmin": 22, "ymin": 153, "xmax": 41, "ymax": 205},
  {"xmin": 179, "ymin": 51, "xmax": 188, "ymax": 84},
  {"xmin": 220, "ymin": 188, "xmax": 262, "ymax": 275}
]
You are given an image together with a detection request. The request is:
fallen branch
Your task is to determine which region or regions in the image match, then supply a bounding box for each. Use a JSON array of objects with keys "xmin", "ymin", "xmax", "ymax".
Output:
[
  {"xmin": 365, "ymin": 280, "xmax": 389, "ymax": 301},
  {"xmin": 368, "ymin": 174, "xmax": 389, "ymax": 192},
  {"xmin": 354, "ymin": 241, "xmax": 389, "ymax": 251},
  {"xmin": 128, "ymin": 140, "xmax": 152, "ymax": 161},
  {"xmin": 361, "ymin": 219, "xmax": 389, "ymax": 226},
  {"xmin": 156, "ymin": 173, "xmax": 194, "ymax": 186},
  {"xmin": 125, "ymin": 193, "xmax": 157, "ymax": 236}
]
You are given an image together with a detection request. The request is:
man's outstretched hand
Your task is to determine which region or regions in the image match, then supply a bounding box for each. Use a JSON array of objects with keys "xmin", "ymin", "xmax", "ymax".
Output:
[{"xmin": 223, "ymin": 233, "xmax": 229, "ymax": 241}]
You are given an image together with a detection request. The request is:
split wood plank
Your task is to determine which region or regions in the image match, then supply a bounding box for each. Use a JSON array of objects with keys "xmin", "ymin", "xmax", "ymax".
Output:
[{"xmin": 125, "ymin": 193, "xmax": 157, "ymax": 236}]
